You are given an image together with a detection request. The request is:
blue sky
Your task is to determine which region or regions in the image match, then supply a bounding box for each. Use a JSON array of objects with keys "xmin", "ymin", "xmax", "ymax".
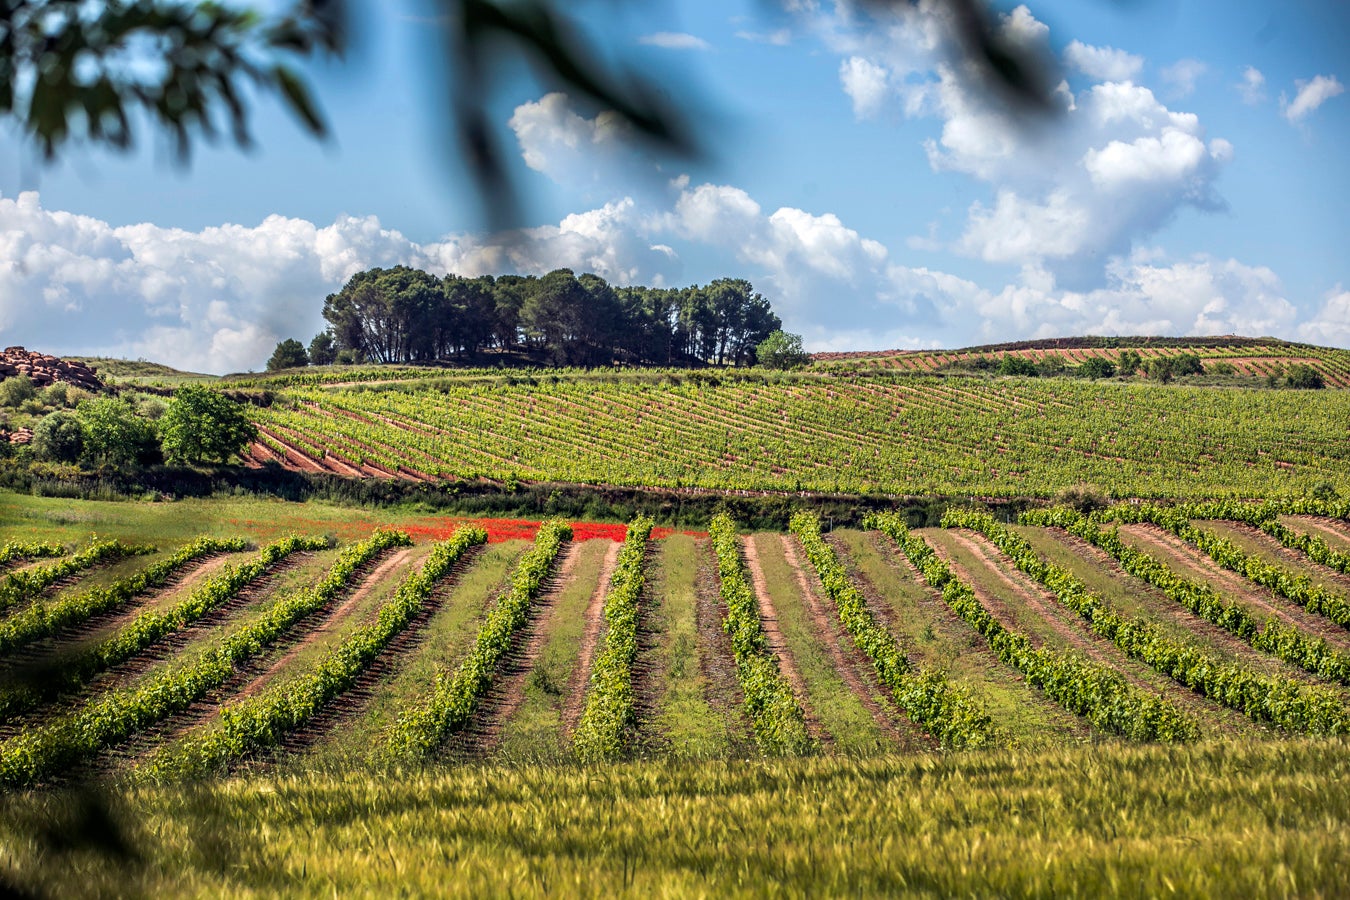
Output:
[{"xmin": 1, "ymin": 0, "xmax": 1347, "ymax": 373}]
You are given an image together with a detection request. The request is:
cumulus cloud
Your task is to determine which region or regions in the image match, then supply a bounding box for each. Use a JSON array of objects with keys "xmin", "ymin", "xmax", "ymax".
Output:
[
  {"xmin": 637, "ymin": 32, "xmax": 711, "ymax": 51},
  {"xmin": 1237, "ymin": 66, "xmax": 1266, "ymax": 104},
  {"xmin": 1064, "ymin": 40, "xmax": 1144, "ymax": 83},
  {"xmin": 1161, "ymin": 59, "xmax": 1206, "ymax": 97},
  {"xmin": 1282, "ymin": 74, "xmax": 1345, "ymax": 123},
  {"xmin": 0, "ymin": 192, "xmax": 683, "ymax": 374},
  {"xmin": 1299, "ymin": 287, "xmax": 1350, "ymax": 346},
  {"xmin": 508, "ymin": 93, "xmax": 630, "ymax": 183},
  {"xmin": 840, "ymin": 57, "xmax": 891, "ymax": 119}
]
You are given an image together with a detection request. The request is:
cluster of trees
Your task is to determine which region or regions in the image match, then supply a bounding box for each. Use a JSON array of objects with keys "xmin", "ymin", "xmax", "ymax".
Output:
[
  {"xmin": 269, "ymin": 267, "xmax": 784, "ymax": 370},
  {"xmin": 0, "ymin": 381, "xmax": 256, "ymax": 468}
]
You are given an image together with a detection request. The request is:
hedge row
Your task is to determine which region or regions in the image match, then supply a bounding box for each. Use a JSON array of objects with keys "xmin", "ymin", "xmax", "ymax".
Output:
[
  {"xmin": 572, "ymin": 517, "xmax": 653, "ymax": 762},
  {"xmin": 0, "ymin": 534, "xmax": 329, "ymax": 723},
  {"xmin": 1031, "ymin": 507, "xmax": 1350, "ymax": 686},
  {"xmin": 869, "ymin": 512, "xmax": 1197, "ymax": 743},
  {"xmin": 790, "ymin": 512, "xmax": 996, "ymax": 748},
  {"xmin": 389, "ymin": 519, "xmax": 571, "ymax": 759},
  {"xmin": 0, "ymin": 539, "xmax": 150, "ymax": 613},
  {"xmin": 148, "ymin": 526, "xmax": 487, "ymax": 778},
  {"xmin": 709, "ymin": 514, "xmax": 813, "ymax": 756},
  {"xmin": 958, "ymin": 508, "xmax": 1349, "ymax": 736},
  {"xmin": 0, "ymin": 529, "xmax": 410, "ymax": 787}
]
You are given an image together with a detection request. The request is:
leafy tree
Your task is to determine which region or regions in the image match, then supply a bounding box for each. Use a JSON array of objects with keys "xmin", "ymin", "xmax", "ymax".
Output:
[
  {"xmin": 1037, "ymin": 355, "xmax": 1067, "ymax": 377},
  {"xmin": 308, "ymin": 332, "xmax": 338, "ymax": 366},
  {"xmin": 77, "ymin": 397, "xmax": 160, "ymax": 467},
  {"xmin": 159, "ymin": 386, "xmax": 257, "ymax": 465},
  {"xmin": 1118, "ymin": 350, "xmax": 1142, "ymax": 377},
  {"xmin": 1078, "ymin": 357, "xmax": 1115, "ymax": 380},
  {"xmin": 756, "ymin": 331, "xmax": 811, "ymax": 369},
  {"xmin": 1145, "ymin": 358, "xmax": 1174, "ymax": 384},
  {"xmin": 0, "ymin": 376, "xmax": 36, "ymax": 408},
  {"xmin": 1172, "ymin": 353, "xmax": 1204, "ymax": 376},
  {"xmin": 997, "ymin": 355, "xmax": 1039, "ymax": 377},
  {"xmin": 1286, "ymin": 364, "xmax": 1325, "ymax": 389},
  {"xmin": 267, "ymin": 339, "xmax": 310, "ymax": 371},
  {"xmin": 30, "ymin": 411, "xmax": 85, "ymax": 463}
]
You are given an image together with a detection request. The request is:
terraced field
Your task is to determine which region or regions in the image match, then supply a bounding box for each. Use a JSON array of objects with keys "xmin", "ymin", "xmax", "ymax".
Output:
[{"xmin": 3, "ymin": 497, "xmax": 1349, "ymax": 787}]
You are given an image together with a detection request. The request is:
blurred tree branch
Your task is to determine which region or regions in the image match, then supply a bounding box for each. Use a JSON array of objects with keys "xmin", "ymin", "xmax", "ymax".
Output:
[{"xmin": 0, "ymin": 0, "xmax": 1059, "ymax": 225}]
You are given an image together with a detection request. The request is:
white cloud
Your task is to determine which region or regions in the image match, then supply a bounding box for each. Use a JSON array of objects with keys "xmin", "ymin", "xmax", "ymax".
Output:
[
  {"xmin": 840, "ymin": 57, "xmax": 891, "ymax": 119},
  {"xmin": 1299, "ymin": 287, "xmax": 1350, "ymax": 346},
  {"xmin": 636, "ymin": 32, "xmax": 711, "ymax": 51},
  {"xmin": 1161, "ymin": 59, "xmax": 1206, "ymax": 97},
  {"xmin": 1282, "ymin": 74, "xmax": 1345, "ymax": 123},
  {"xmin": 1064, "ymin": 40, "xmax": 1144, "ymax": 83},
  {"xmin": 1237, "ymin": 66, "xmax": 1266, "ymax": 105},
  {"xmin": 508, "ymin": 93, "xmax": 629, "ymax": 183}
]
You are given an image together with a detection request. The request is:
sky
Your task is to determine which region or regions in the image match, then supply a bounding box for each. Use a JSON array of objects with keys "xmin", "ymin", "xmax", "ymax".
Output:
[{"xmin": 1, "ymin": 0, "xmax": 1348, "ymax": 374}]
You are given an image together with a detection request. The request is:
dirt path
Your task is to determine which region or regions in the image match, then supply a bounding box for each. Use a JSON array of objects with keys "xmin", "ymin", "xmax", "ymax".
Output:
[
  {"xmin": 1119, "ymin": 524, "xmax": 1350, "ymax": 653},
  {"xmin": 463, "ymin": 543, "xmax": 580, "ymax": 756},
  {"xmin": 933, "ymin": 530, "xmax": 1243, "ymax": 735},
  {"xmin": 740, "ymin": 536, "xmax": 824, "ymax": 743},
  {"xmin": 1202, "ymin": 520, "xmax": 1350, "ymax": 597},
  {"xmin": 561, "ymin": 540, "xmax": 623, "ymax": 735},
  {"xmin": 232, "ymin": 548, "xmax": 418, "ymax": 702},
  {"xmin": 1286, "ymin": 517, "xmax": 1350, "ymax": 553},
  {"xmin": 690, "ymin": 539, "xmax": 755, "ymax": 752},
  {"xmin": 778, "ymin": 534, "xmax": 916, "ymax": 748}
]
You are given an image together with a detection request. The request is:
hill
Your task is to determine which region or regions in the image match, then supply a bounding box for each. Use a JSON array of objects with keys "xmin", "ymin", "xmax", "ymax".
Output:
[{"xmin": 812, "ymin": 335, "xmax": 1350, "ymax": 387}]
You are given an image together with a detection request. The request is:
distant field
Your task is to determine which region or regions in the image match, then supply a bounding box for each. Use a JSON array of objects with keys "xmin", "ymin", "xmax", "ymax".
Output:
[{"xmin": 243, "ymin": 374, "xmax": 1350, "ymax": 499}]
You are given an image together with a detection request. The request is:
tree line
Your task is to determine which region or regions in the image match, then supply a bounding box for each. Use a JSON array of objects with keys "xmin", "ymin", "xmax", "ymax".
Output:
[{"xmin": 271, "ymin": 267, "xmax": 785, "ymax": 370}]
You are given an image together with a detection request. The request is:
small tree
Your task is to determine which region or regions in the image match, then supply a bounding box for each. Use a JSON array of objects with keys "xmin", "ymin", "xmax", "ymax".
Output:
[
  {"xmin": 266, "ymin": 338, "xmax": 309, "ymax": 371},
  {"xmin": 1209, "ymin": 361, "xmax": 1235, "ymax": 377},
  {"xmin": 1172, "ymin": 353, "xmax": 1204, "ymax": 376},
  {"xmin": 308, "ymin": 332, "xmax": 337, "ymax": 366},
  {"xmin": 755, "ymin": 330, "xmax": 811, "ymax": 369},
  {"xmin": 159, "ymin": 386, "xmax": 257, "ymax": 465},
  {"xmin": 1286, "ymin": 364, "xmax": 1325, "ymax": 389},
  {"xmin": 0, "ymin": 375, "xmax": 36, "ymax": 408},
  {"xmin": 1078, "ymin": 357, "xmax": 1115, "ymax": 380},
  {"xmin": 1117, "ymin": 350, "xmax": 1142, "ymax": 377},
  {"xmin": 1145, "ymin": 357, "xmax": 1174, "ymax": 384},
  {"xmin": 997, "ymin": 355, "xmax": 1039, "ymax": 377},
  {"xmin": 77, "ymin": 397, "xmax": 160, "ymax": 466},
  {"xmin": 31, "ymin": 411, "xmax": 85, "ymax": 463}
]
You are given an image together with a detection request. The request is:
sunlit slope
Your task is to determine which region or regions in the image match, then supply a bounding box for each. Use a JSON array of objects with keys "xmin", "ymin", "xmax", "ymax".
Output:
[{"xmin": 248, "ymin": 375, "xmax": 1350, "ymax": 498}]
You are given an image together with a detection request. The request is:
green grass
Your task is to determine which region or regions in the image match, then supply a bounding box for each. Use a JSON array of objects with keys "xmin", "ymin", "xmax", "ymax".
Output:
[
  {"xmin": 645, "ymin": 535, "xmax": 747, "ymax": 757},
  {"xmin": 4, "ymin": 739, "xmax": 1350, "ymax": 897},
  {"xmin": 495, "ymin": 539, "xmax": 613, "ymax": 762},
  {"xmin": 747, "ymin": 533, "xmax": 891, "ymax": 754},
  {"xmin": 831, "ymin": 529, "xmax": 1091, "ymax": 748}
]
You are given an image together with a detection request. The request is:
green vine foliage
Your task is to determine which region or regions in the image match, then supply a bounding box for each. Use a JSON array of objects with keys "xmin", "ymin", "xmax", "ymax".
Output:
[
  {"xmin": 1099, "ymin": 503, "xmax": 1350, "ymax": 628},
  {"xmin": 572, "ymin": 518, "xmax": 654, "ymax": 763},
  {"xmin": 0, "ymin": 537, "xmax": 247, "ymax": 657},
  {"xmin": 868, "ymin": 512, "xmax": 1197, "ymax": 743},
  {"xmin": 963, "ymin": 508, "xmax": 1349, "ymax": 736},
  {"xmin": 709, "ymin": 513, "xmax": 813, "ymax": 757},
  {"xmin": 1027, "ymin": 506, "xmax": 1350, "ymax": 686},
  {"xmin": 0, "ymin": 528, "xmax": 411, "ymax": 788},
  {"xmin": 0, "ymin": 541, "xmax": 66, "ymax": 570},
  {"xmin": 0, "ymin": 538, "xmax": 152, "ymax": 613},
  {"xmin": 149, "ymin": 526, "xmax": 488, "ymax": 778},
  {"xmin": 389, "ymin": 520, "xmax": 572, "ymax": 760},
  {"xmin": 0, "ymin": 534, "xmax": 330, "ymax": 723},
  {"xmin": 789, "ymin": 512, "xmax": 996, "ymax": 749}
]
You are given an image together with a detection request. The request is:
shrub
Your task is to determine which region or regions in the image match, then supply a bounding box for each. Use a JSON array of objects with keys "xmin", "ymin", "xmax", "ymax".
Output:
[
  {"xmin": 997, "ymin": 355, "xmax": 1039, "ymax": 377},
  {"xmin": 1286, "ymin": 364, "xmax": 1324, "ymax": 390},
  {"xmin": 1078, "ymin": 357, "xmax": 1115, "ymax": 380},
  {"xmin": 1117, "ymin": 350, "xmax": 1142, "ymax": 376},
  {"xmin": 0, "ymin": 376, "xmax": 36, "ymax": 408},
  {"xmin": 30, "ymin": 412, "xmax": 85, "ymax": 463}
]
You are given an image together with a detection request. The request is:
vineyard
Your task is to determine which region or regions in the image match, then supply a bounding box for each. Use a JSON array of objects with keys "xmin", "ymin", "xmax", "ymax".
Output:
[
  {"xmin": 239, "ymin": 371, "xmax": 1350, "ymax": 499},
  {"xmin": 3, "ymin": 491, "xmax": 1350, "ymax": 891}
]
